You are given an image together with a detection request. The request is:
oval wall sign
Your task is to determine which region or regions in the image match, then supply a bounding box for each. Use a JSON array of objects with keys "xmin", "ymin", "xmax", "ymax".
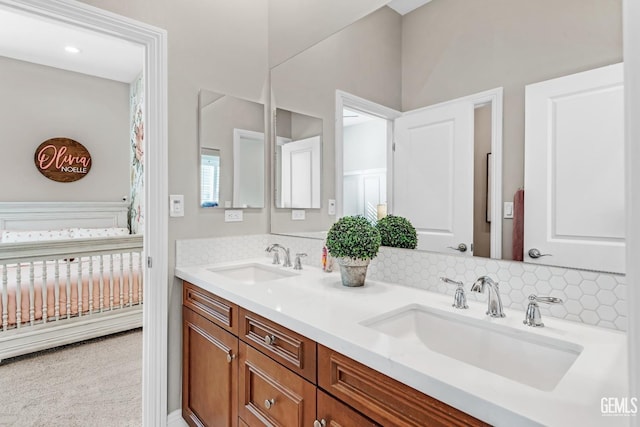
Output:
[{"xmin": 34, "ymin": 137, "xmax": 92, "ymax": 183}]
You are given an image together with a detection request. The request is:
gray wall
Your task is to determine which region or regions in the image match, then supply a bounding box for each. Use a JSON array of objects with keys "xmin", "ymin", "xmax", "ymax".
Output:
[
  {"xmin": 401, "ymin": 0, "xmax": 622, "ymax": 258},
  {"xmin": 268, "ymin": 0, "xmax": 389, "ymax": 67},
  {"xmin": 0, "ymin": 56, "xmax": 129, "ymax": 202},
  {"xmin": 270, "ymin": 6, "xmax": 402, "ymax": 234}
]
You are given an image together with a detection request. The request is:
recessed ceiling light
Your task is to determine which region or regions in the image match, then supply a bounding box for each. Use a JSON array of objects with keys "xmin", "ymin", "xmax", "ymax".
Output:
[{"xmin": 65, "ymin": 46, "xmax": 81, "ymax": 54}]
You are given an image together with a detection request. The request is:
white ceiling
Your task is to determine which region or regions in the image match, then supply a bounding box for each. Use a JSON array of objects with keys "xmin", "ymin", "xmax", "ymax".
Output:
[
  {"xmin": 0, "ymin": 8, "xmax": 143, "ymax": 83},
  {"xmin": 386, "ymin": 0, "xmax": 433, "ymax": 15}
]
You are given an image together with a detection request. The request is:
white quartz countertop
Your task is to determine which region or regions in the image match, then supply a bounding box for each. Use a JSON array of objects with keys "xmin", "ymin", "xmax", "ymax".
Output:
[{"xmin": 175, "ymin": 258, "xmax": 629, "ymax": 427}]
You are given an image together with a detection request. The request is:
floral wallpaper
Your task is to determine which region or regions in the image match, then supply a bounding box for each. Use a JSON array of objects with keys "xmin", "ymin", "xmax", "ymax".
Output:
[{"xmin": 129, "ymin": 73, "xmax": 144, "ymax": 234}]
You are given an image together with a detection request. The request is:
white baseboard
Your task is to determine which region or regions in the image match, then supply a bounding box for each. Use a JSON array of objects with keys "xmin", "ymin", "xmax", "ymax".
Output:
[{"xmin": 167, "ymin": 409, "xmax": 188, "ymax": 427}]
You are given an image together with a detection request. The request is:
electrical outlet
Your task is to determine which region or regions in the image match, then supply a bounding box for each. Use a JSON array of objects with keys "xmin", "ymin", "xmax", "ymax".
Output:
[
  {"xmin": 327, "ymin": 199, "xmax": 336, "ymax": 215},
  {"xmin": 224, "ymin": 209, "xmax": 243, "ymax": 222},
  {"xmin": 291, "ymin": 209, "xmax": 306, "ymax": 220}
]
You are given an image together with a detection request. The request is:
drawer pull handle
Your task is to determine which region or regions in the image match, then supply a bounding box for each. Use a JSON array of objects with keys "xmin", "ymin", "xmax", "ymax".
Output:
[
  {"xmin": 264, "ymin": 398, "xmax": 275, "ymax": 409},
  {"xmin": 314, "ymin": 420, "xmax": 327, "ymax": 427},
  {"xmin": 226, "ymin": 351, "xmax": 236, "ymax": 363},
  {"xmin": 264, "ymin": 334, "xmax": 277, "ymax": 345}
]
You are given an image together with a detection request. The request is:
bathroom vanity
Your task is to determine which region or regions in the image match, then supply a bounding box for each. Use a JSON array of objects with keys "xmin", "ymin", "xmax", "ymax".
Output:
[
  {"xmin": 182, "ymin": 280, "xmax": 485, "ymax": 426},
  {"xmin": 176, "ymin": 259, "xmax": 628, "ymax": 426}
]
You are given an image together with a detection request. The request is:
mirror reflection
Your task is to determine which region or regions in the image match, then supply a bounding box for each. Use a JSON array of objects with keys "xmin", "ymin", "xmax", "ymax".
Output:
[
  {"xmin": 268, "ymin": 1, "xmax": 622, "ymax": 273},
  {"xmin": 274, "ymin": 108, "xmax": 322, "ymax": 209},
  {"xmin": 199, "ymin": 90, "xmax": 265, "ymax": 208},
  {"xmin": 342, "ymin": 108, "xmax": 388, "ymax": 222},
  {"xmin": 200, "ymin": 148, "xmax": 221, "ymax": 207}
]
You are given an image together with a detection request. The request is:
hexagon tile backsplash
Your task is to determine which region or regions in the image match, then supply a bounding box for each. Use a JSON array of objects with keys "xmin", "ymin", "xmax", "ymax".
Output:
[
  {"xmin": 367, "ymin": 246, "xmax": 627, "ymax": 331},
  {"xmin": 176, "ymin": 234, "xmax": 627, "ymax": 332}
]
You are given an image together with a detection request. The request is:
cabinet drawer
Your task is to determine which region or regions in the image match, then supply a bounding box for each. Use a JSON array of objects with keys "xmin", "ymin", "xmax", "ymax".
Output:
[
  {"xmin": 239, "ymin": 341, "xmax": 316, "ymax": 427},
  {"xmin": 183, "ymin": 281, "xmax": 238, "ymax": 334},
  {"xmin": 317, "ymin": 345, "xmax": 490, "ymax": 427},
  {"xmin": 317, "ymin": 389, "xmax": 379, "ymax": 427},
  {"xmin": 239, "ymin": 307, "xmax": 316, "ymax": 383}
]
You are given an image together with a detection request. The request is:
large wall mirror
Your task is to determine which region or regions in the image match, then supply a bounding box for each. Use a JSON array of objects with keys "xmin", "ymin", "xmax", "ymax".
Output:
[
  {"xmin": 269, "ymin": 0, "xmax": 622, "ymax": 273},
  {"xmin": 199, "ymin": 90, "xmax": 265, "ymax": 209}
]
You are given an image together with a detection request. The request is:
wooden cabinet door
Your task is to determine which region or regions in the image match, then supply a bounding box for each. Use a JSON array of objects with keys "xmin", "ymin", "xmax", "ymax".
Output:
[
  {"xmin": 239, "ymin": 341, "xmax": 316, "ymax": 426},
  {"xmin": 316, "ymin": 389, "xmax": 379, "ymax": 427},
  {"xmin": 183, "ymin": 307, "xmax": 238, "ymax": 427}
]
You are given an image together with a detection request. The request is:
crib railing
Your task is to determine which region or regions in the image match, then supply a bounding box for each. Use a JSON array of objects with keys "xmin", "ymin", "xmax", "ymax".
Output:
[{"xmin": 0, "ymin": 235, "xmax": 143, "ymax": 331}]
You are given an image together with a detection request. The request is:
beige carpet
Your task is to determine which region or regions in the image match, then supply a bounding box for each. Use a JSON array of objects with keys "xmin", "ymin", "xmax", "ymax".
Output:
[{"xmin": 0, "ymin": 329, "xmax": 142, "ymax": 427}]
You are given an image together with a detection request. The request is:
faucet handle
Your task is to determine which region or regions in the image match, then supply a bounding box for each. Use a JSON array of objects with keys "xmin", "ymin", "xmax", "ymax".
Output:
[
  {"xmin": 523, "ymin": 294, "xmax": 563, "ymax": 327},
  {"xmin": 439, "ymin": 277, "xmax": 464, "ymax": 286},
  {"xmin": 294, "ymin": 253, "xmax": 307, "ymax": 270},
  {"xmin": 440, "ymin": 277, "xmax": 468, "ymax": 309}
]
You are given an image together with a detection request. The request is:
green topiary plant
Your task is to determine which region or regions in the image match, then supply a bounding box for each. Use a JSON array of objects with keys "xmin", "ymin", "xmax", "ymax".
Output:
[
  {"xmin": 326, "ymin": 215, "xmax": 381, "ymax": 260},
  {"xmin": 375, "ymin": 215, "xmax": 418, "ymax": 249}
]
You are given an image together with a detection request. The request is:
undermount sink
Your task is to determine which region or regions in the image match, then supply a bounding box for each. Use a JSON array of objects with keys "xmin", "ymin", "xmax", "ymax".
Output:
[
  {"xmin": 361, "ymin": 304, "xmax": 583, "ymax": 391},
  {"xmin": 207, "ymin": 263, "xmax": 297, "ymax": 284}
]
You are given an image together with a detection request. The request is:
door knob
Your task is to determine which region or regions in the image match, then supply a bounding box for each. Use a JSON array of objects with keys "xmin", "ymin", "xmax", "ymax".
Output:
[
  {"xmin": 226, "ymin": 351, "xmax": 236, "ymax": 363},
  {"xmin": 447, "ymin": 243, "xmax": 467, "ymax": 253},
  {"xmin": 528, "ymin": 248, "xmax": 552, "ymax": 259},
  {"xmin": 264, "ymin": 398, "xmax": 275, "ymax": 409},
  {"xmin": 314, "ymin": 420, "xmax": 327, "ymax": 427},
  {"xmin": 264, "ymin": 334, "xmax": 277, "ymax": 345}
]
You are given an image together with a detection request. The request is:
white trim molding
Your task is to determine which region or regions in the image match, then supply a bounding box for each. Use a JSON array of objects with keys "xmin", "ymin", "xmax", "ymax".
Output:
[
  {"xmin": 0, "ymin": 1, "xmax": 170, "ymax": 426},
  {"xmin": 624, "ymin": 0, "xmax": 640, "ymax": 422}
]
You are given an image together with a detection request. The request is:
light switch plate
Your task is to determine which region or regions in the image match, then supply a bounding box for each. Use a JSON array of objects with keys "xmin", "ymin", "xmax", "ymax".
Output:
[
  {"xmin": 224, "ymin": 210, "xmax": 243, "ymax": 222},
  {"xmin": 504, "ymin": 202, "xmax": 514, "ymax": 219},
  {"xmin": 291, "ymin": 209, "xmax": 306, "ymax": 220},
  {"xmin": 169, "ymin": 194, "xmax": 184, "ymax": 217},
  {"xmin": 327, "ymin": 199, "xmax": 336, "ymax": 215}
]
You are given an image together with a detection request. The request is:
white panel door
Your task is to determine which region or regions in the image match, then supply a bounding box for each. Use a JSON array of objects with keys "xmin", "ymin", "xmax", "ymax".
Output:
[
  {"xmin": 524, "ymin": 63, "xmax": 624, "ymax": 272},
  {"xmin": 394, "ymin": 101, "xmax": 474, "ymax": 255},
  {"xmin": 281, "ymin": 136, "xmax": 321, "ymax": 208}
]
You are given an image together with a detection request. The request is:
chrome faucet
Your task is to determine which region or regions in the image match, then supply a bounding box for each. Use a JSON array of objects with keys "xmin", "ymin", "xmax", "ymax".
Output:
[
  {"xmin": 470, "ymin": 276, "xmax": 505, "ymax": 318},
  {"xmin": 265, "ymin": 244, "xmax": 292, "ymax": 268}
]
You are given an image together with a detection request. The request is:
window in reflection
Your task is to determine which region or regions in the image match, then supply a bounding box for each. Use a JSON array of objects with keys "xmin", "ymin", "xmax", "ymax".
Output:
[{"xmin": 200, "ymin": 148, "xmax": 220, "ymax": 207}]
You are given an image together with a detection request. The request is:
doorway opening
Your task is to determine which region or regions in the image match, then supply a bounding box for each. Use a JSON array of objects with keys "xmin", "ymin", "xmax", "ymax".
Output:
[
  {"xmin": 0, "ymin": 1, "xmax": 168, "ymax": 425},
  {"xmin": 342, "ymin": 108, "xmax": 389, "ymax": 223}
]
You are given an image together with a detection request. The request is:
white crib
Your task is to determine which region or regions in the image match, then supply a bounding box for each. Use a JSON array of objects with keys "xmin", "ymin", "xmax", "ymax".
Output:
[{"xmin": 0, "ymin": 202, "xmax": 144, "ymax": 362}]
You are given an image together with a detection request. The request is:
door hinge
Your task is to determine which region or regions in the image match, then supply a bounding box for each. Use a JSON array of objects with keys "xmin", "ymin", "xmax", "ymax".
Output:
[{"xmin": 147, "ymin": 256, "xmax": 153, "ymax": 268}]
